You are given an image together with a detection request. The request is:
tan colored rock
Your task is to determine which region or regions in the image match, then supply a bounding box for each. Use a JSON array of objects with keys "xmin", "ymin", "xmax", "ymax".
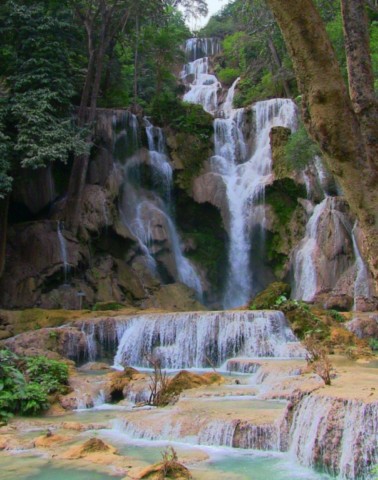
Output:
[
  {"xmin": 33, "ymin": 433, "xmax": 70, "ymax": 448},
  {"xmin": 137, "ymin": 461, "xmax": 191, "ymax": 479},
  {"xmin": 62, "ymin": 438, "xmax": 117, "ymax": 462},
  {"xmin": 142, "ymin": 283, "xmax": 206, "ymax": 312}
]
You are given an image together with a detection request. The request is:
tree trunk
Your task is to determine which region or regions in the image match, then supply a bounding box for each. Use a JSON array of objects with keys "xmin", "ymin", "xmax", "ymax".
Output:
[
  {"xmin": 267, "ymin": 36, "xmax": 291, "ymax": 98},
  {"xmin": 133, "ymin": 15, "xmax": 139, "ymax": 105},
  {"xmin": 266, "ymin": 0, "xmax": 378, "ymax": 286},
  {"xmin": 0, "ymin": 196, "xmax": 9, "ymax": 278},
  {"xmin": 65, "ymin": 38, "xmax": 108, "ymax": 234},
  {"xmin": 341, "ymin": 0, "xmax": 378, "ymax": 177}
]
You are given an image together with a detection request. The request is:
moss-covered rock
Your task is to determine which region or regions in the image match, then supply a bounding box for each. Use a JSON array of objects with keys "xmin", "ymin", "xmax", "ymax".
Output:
[
  {"xmin": 165, "ymin": 370, "xmax": 224, "ymax": 398},
  {"xmin": 250, "ymin": 282, "xmax": 291, "ymax": 310},
  {"xmin": 270, "ymin": 126, "xmax": 292, "ymax": 179}
]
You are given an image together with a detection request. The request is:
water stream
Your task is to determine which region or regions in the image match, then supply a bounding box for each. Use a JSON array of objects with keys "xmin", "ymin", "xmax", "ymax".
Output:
[
  {"xmin": 115, "ymin": 111, "xmax": 202, "ymax": 295},
  {"xmin": 182, "ymin": 38, "xmax": 297, "ymax": 308}
]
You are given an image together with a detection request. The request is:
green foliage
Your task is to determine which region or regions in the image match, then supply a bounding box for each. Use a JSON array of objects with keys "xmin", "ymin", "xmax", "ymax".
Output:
[
  {"xmin": 92, "ymin": 302, "xmax": 124, "ymax": 311},
  {"xmin": 217, "ymin": 68, "xmax": 240, "ymax": 86},
  {"xmin": 18, "ymin": 383, "xmax": 49, "ymax": 415},
  {"xmin": 249, "ymin": 282, "xmax": 291, "ymax": 310},
  {"xmin": 284, "ymin": 124, "xmax": 321, "ymax": 170},
  {"xmin": 0, "ymin": 0, "xmax": 87, "ymax": 194},
  {"xmin": 369, "ymin": 338, "xmax": 378, "ymax": 352},
  {"xmin": 327, "ymin": 309, "xmax": 344, "ymax": 323},
  {"xmin": 25, "ymin": 356, "xmax": 68, "ymax": 394},
  {"xmin": 0, "ymin": 349, "xmax": 69, "ymax": 423},
  {"xmin": 150, "ymin": 93, "xmax": 213, "ymax": 137}
]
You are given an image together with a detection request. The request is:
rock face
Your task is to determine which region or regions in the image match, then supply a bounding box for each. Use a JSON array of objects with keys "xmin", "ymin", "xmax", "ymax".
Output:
[{"xmin": 347, "ymin": 313, "xmax": 378, "ymax": 339}]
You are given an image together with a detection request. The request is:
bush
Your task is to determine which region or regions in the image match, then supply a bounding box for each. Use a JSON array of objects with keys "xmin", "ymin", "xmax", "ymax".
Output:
[
  {"xmin": 369, "ymin": 338, "xmax": 378, "ymax": 352},
  {"xmin": 218, "ymin": 67, "xmax": 240, "ymax": 86},
  {"xmin": 25, "ymin": 356, "xmax": 68, "ymax": 393},
  {"xmin": 0, "ymin": 349, "xmax": 69, "ymax": 423},
  {"xmin": 284, "ymin": 123, "xmax": 321, "ymax": 170}
]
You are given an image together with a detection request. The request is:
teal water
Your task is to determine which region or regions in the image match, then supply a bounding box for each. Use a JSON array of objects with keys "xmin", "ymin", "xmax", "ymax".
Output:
[{"xmin": 0, "ymin": 455, "xmax": 120, "ymax": 480}]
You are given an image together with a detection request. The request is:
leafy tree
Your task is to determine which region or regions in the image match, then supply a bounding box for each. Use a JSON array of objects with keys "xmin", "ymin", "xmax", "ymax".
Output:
[{"xmin": 0, "ymin": 0, "xmax": 87, "ymax": 276}]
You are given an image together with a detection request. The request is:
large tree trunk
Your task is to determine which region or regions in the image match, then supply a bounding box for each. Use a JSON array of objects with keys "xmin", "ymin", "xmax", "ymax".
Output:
[
  {"xmin": 0, "ymin": 196, "xmax": 9, "ymax": 278},
  {"xmin": 341, "ymin": 0, "xmax": 378, "ymax": 177},
  {"xmin": 266, "ymin": 0, "xmax": 378, "ymax": 286},
  {"xmin": 64, "ymin": 40, "xmax": 107, "ymax": 234}
]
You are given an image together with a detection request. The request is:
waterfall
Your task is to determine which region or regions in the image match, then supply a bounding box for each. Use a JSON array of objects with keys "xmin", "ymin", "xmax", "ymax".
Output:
[
  {"xmin": 352, "ymin": 222, "xmax": 373, "ymax": 310},
  {"xmin": 222, "ymin": 99, "xmax": 297, "ymax": 308},
  {"xmin": 115, "ymin": 111, "xmax": 202, "ymax": 296},
  {"xmin": 182, "ymin": 38, "xmax": 297, "ymax": 308},
  {"xmin": 113, "ymin": 310, "xmax": 304, "ymax": 369},
  {"xmin": 291, "ymin": 199, "xmax": 328, "ymax": 301},
  {"xmin": 289, "ymin": 395, "xmax": 378, "ymax": 479},
  {"xmin": 57, "ymin": 220, "xmax": 69, "ymax": 284}
]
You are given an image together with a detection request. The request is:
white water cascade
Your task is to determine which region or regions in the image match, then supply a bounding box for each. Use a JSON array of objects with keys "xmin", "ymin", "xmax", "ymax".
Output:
[
  {"xmin": 57, "ymin": 220, "xmax": 69, "ymax": 284},
  {"xmin": 113, "ymin": 310, "xmax": 304, "ymax": 369},
  {"xmin": 289, "ymin": 395, "xmax": 378, "ymax": 479},
  {"xmin": 115, "ymin": 112, "xmax": 202, "ymax": 296},
  {"xmin": 182, "ymin": 38, "xmax": 297, "ymax": 308},
  {"xmin": 352, "ymin": 222, "xmax": 373, "ymax": 309}
]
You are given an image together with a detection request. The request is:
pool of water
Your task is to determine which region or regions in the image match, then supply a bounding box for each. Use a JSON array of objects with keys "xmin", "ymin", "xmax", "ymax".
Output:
[{"xmin": 0, "ymin": 455, "xmax": 120, "ymax": 480}]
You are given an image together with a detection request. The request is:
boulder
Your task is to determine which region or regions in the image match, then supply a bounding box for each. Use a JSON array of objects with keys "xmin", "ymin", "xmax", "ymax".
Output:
[
  {"xmin": 347, "ymin": 314, "xmax": 378, "ymax": 339},
  {"xmin": 142, "ymin": 283, "xmax": 207, "ymax": 311},
  {"xmin": 250, "ymin": 282, "xmax": 291, "ymax": 309}
]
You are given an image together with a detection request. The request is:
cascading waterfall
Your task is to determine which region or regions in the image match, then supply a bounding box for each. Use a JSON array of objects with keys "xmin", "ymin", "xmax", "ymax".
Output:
[
  {"xmin": 291, "ymin": 198, "xmax": 328, "ymax": 301},
  {"xmin": 289, "ymin": 395, "xmax": 378, "ymax": 479},
  {"xmin": 115, "ymin": 111, "xmax": 202, "ymax": 295},
  {"xmin": 113, "ymin": 310, "xmax": 304, "ymax": 369},
  {"xmin": 182, "ymin": 38, "xmax": 297, "ymax": 308},
  {"xmin": 57, "ymin": 220, "xmax": 69, "ymax": 284},
  {"xmin": 352, "ymin": 222, "xmax": 373, "ymax": 309}
]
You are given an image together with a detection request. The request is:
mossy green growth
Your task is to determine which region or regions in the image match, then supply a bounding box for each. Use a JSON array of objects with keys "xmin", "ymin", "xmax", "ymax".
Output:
[
  {"xmin": 265, "ymin": 178, "xmax": 306, "ymax": 226},
  {"xmin": 280, "ymin": 300, "xmax": 330, "ymax": 340},
  {"xmin": 175, "ymin": 195, "xmax": 227, "ymax": 292},
  {"xmin": 149, "ymin": 93, "xmax": 213, "ymax": 139},
  {"xmin": 174, "ymin": 132, "xmax": 212, "ymax": 191},
  {"xmin": 249, "ymin": 282, "xmax": 291, "ymax": 310},
  {"xmin": 92, "ymin": 302, "xmax": 124, "ymax": 311}
]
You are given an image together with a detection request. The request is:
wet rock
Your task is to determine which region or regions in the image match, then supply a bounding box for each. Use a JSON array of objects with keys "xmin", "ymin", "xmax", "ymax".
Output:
[
  {"xmin": 353, "ymin": 296, "xmax": 378, "ymax": 312},
  {"xmin": 62, "ymin": 437, "xmax": 117, "ymax": 460},
  {"xmin": 137, "ymin": 460, "xmax": 191, "ymax": 479},
  {"xmin": 33, "ymin": 433, "xmax": 70, "ymax": 448},
  {"xmin": 250, "ymin": 282, "xmax": 291, "ymax": 309},
  {"xmin": 165, "ymin": 371, "xmax": 224, "ymax": 398},
  {"xmin": 347, "ymin": 314, "xmax": 378, "ymax": 339},
  {"xmin": 142, "ymin": 283, "xmax": 206, "ymax": 311},
  {"xmin": 321, "ymin": 293, "xmax": 354, "ymax": 311}
]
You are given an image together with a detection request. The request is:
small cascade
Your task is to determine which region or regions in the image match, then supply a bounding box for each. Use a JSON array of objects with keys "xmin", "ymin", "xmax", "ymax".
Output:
[
  {"xmin": 291, "ymin": 199, "xmax": 328, "ymax": 301},
  {"xmin": 113, "ymin": 311, "xmax": 304, "ymax": 369},
  {"xmin": 116, "ymin": 112, "xmax": 202, "ymax": 296},
  {"xmin": 57, "ymin": 221, "xmax": 69, "ymax": 284},
  {"xmin": 352, "ymin": 222, "xmax": 373, "ymax": 310},
  {"xmin": 289, "ymin": 395, "xmax": 378, "ymax": 479},
  {"xmin": 198, "ymin": 420, "xmax": 237, "ymax": 447},
  {"xmin": 182, "ymin": 38, "xmax": 298, "ymax": 307}
]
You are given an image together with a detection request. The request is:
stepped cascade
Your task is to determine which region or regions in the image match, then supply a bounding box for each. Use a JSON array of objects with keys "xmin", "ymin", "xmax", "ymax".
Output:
[{"xmin": 113, "ymin": 310, "xmax": 304, "ymax": 369}]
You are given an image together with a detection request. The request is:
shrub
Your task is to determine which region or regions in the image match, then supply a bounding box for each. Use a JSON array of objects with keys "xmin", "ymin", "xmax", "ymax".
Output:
[
  {"xmin": 218, "ymin": 67, "xmax": 240, "ymax": 86},
  {"xmin": 25, "ymin": 356, "xmax": 68, "ymax": 393},
  {"xmin": 0, "ymin": 349, "xmax": 69, "ymax": 423}
]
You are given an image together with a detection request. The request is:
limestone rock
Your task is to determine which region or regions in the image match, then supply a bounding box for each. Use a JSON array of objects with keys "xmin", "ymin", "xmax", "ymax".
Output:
[
  {"xmin": 142, "ymin": 283, "xmax": 207, "ymax": 311},
  {"xmin": 347, "ymin": 314, "xmax": 378, "ymax": 339},
  {"xmin": 33, "ymin": 433, "xmax": 70, "ymax": 448}
]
